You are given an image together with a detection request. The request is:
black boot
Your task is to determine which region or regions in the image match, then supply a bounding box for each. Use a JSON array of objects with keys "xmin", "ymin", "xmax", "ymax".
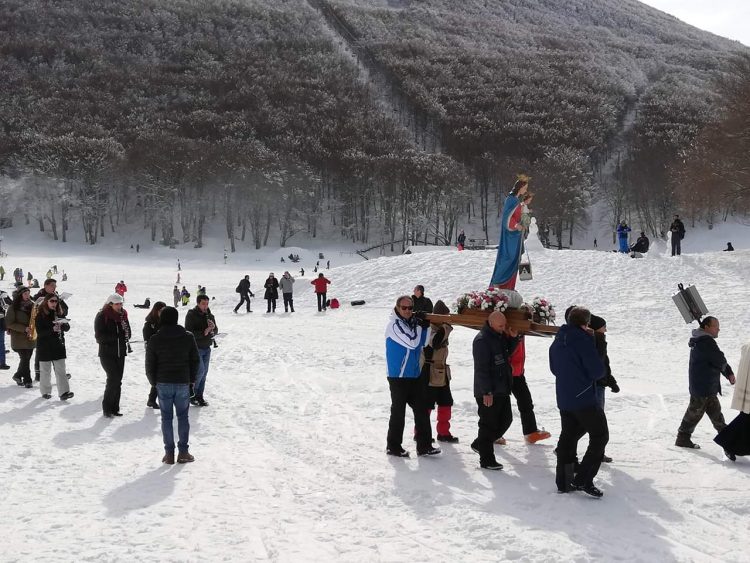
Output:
[{"xmin": 556, "ymin": 463, "xmax": 575, "ymax": 493}]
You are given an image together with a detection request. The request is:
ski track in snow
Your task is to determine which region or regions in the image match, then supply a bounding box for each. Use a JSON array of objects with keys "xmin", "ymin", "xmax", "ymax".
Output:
[{"xmin": 1, "ymin": 240, "xmax": 749, "ymax": 562}]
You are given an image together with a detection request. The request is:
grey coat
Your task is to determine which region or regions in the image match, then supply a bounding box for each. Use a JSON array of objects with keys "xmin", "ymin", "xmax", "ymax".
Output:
[{"xmin": 279, "ymin": 275, "xmax": 295, "ymax": 294}]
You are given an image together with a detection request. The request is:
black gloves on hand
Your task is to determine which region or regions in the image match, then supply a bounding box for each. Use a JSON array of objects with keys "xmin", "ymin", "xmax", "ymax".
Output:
[{"xmin": 610, "ymin": 382, "xmax": 620, "ymax": 393}]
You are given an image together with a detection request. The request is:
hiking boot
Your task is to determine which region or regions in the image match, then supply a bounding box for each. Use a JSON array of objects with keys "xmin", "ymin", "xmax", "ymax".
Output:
[
  {"xmin": 675, "ymin": 438, "xmax": 700, "ymax": 449},
  {"xmin": 197, "ymin": 397, "xmax": 209, "ymax": 407},
  {"xmin": 572, "ymin": 482, "xmax": 604, "ymax": 498},
  {"xmin": 59, "ymin": 391, "xmax": 74, "ymax": 401},
  {"xmin": 190, "ymin": 398, "xmax": 200, "ymax": 406},
  {"xmin": 42, "ymin": 394, "xmax": 52, "ymax": 399},
  {"xmin": 494, "ymin": 437, "xmax": 507, "ymax": 445},
  {"xmin": 162, "ymin": 452, "xmax": 175, "ymax": 465},
  {"xmin": 525, "ymin": 429, "xmax": 552, "ymax": 444},
  {"xmin": 725, "ymin": 450, "xmax": 737, "ymax": 462},
  {"xmin": 481, "ymin": 460, "xmax": 503, "ymax": 471},
  {"xmin": 601, "ymin": 454, "xmax": 613, "ymax": 463},
  {"xmin": 176, "ymin": 451, "xmax": 195, "ymax": 464},
  {"xmin": 386, "ymin": 447, "xmax": 410, "ymax": 458},
  {"xmin": 417, "ymin": 446, "xmax": 441, "ymax": 457},
  {"xmin": 437, "ymin": 434, "xmax": 459, "ymax": 443}
]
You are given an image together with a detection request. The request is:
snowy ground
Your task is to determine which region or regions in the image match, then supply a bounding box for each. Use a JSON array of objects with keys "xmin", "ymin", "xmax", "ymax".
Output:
[{"xmin": 1, "ymin": 227, "xmax": 750, "ymax": 562}]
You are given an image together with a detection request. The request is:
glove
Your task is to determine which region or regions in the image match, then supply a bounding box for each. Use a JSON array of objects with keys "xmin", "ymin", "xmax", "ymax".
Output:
[
  {"xmin": 189, "ymin": 384, "xmax": 196, "ymax": 398},
  {"xmin": 610, "ymin": 381, "xmax": 620, "ymax": 393}
]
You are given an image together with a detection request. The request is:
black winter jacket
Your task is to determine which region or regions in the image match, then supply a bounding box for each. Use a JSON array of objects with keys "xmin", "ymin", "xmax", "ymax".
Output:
[
  {"xmin": 184, "ymin": 307, "xmax": 217, "ymax": 349},
  {"xmin": 472, "ymin": 322, "xmax": 520, "ymax": 397},
  {"xmin": 263, "ymin": 277, "xmax": 279, "ymax": 300},
  {"xmin": 35, "ymin": 310, "xmax": 69, "ymax": 362},
  {"xmin": 145, "ymin": 325, "xmax": 200, "ymax": 386},
  {"xmin": 688, "ymin": 329, "xmax": 733, "ymax": 397},
  {"xmin": 237, "ymin": 278, "xmax": 253, "ymax": 296},
  {"xmin": 94, "ymin": 309, "xmax": 131, "ymax": 358},
  {"xmin": 411, "ymin": 295, "xmax": 434, "ymax": 314},
  {"xmin": 33, "ymin": 289, "xmax": 69, "ymax": 318},
  {"xmin": 594, "ymin": 332, "xmax": 619, "ymax": 391},
  {"xmin": 143, "ymin": 320, "xmax": 159, "ymax": 343}
]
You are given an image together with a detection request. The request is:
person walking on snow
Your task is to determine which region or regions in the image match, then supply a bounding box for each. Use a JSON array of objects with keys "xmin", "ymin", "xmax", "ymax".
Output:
[
  {"xmin": 549, "ymin": 307, "xmax": 607, "ymax": 497},
  {"xmin": 470, "ymin": 311, "xmax": 520, "ymax": 470},
  {"xmin": 234, "ymin": 275, "xmax": 254, "ymax": 313},
  {"xmin": 675, "ymin": 316, "xmax": 735, "ymax": 450},
  {"xmin": 418, "ymin": 300, "xmax": 458, "ymax": 443},
  {"xmin": 173, "ymin": 286, "xmax": 180, "ymax": 308},
  {"xmin": 385, "ymin": 295, "xmax": 440, "ymax": 458},
  {"xmin": 495, "ymin": 334, "xmax": 552, "ymax": 446},
  {"xmin": 180, "ymin": 286, "xmax": 190, "ymax": 306},
  {"xmin": 311, "ymin": 273, "xmax": 331, "ymax": 312},
  {"xmin": 279, "ymin": 271, "xmax": 295, "ymax": 313},
  {"xmin": 263, "ymin": 273, "xmax": 279, "ymax": 313}
]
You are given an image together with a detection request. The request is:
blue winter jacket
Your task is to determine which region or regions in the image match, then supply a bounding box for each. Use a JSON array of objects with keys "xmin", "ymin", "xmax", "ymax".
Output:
[
  {"xmin": 385, "ymin": 310, "xmax": 428, "ymax": 378},
  {"xmin": 688, "ymin": 329, "xmax": 734, "ymax": 397},
  {"xmin": 549, "ymin": 324, "xmax": 605, "ymax": 411}
]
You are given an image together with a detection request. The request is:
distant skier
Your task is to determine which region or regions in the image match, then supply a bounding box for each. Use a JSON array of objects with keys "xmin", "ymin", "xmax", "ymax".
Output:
[{"xmin": 616, "ymin": 221, "xmax": 631, "ymax": 253}]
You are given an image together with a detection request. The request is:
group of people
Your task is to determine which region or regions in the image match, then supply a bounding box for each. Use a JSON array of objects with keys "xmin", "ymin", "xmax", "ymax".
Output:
[
  {"xmin": 3, "ymin": 278, "xmax": 74, "ymax": 400},
  {"xmin": 384, "ymin": 282, "xmax": 747, "ymax": 498},
  {"xmin": 233, "ymin": 272, "xmax": 332, "ymax": 314}
]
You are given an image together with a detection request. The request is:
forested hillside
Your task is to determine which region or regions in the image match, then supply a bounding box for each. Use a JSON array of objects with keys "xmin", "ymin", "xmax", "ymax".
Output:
[{"xmin": 0, "ymin": 0, "xmax": 747, "ymax": 251}]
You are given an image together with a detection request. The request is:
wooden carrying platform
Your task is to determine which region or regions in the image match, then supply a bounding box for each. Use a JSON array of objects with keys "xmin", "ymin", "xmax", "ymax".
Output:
[{"xmin": 425, "ymin": 308, "xmax": 559, "ymax": 338}]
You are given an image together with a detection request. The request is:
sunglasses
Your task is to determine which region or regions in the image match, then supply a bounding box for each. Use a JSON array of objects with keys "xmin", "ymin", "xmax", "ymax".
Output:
[{"xmin": 399, "ymin": 305, "xmax": 413, "ymax": 310}]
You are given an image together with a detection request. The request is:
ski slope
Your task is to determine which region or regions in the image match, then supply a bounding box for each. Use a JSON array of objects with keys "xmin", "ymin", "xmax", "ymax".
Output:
[{"xmin": 1, "ymin": 234, "xmax": 749, "ymax": 562}]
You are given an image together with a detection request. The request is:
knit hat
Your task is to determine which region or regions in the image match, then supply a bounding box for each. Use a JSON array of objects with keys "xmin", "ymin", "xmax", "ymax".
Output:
[
  {"xmin": 433, "ymin": 300, "xmax": 450, "ymax": 315},
  {"xmin": 160, "ymin": 306, "xmax": 178, "ymax": 326},
  {"xmin": 107, "ymin": 294, "xmax": 124, "ymax": 304},
  {"xmin": 589, "ymin": 314, "xmax": 606, "ymax": 331}
]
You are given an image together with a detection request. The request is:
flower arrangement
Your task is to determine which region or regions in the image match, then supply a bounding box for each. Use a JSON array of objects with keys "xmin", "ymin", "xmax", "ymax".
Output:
[
  {"xmin": 455, "ymin": 287, "xmax": 511, "ymax": 313},
  {"xmin": 528, "ymin": 296, "xmax": 556, "ymax": 324}
]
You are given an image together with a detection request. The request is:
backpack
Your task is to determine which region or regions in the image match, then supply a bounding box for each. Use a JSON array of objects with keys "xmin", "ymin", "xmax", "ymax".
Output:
[{"xmin": 235, "ymin": 285, "xmax": 241, "ymax": 293}]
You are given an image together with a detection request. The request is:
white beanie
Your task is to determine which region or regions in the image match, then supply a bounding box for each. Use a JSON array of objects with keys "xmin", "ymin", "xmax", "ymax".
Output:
[{"xmin": 107, "ymin": 294, "xmax": 124, "ymax": 304}]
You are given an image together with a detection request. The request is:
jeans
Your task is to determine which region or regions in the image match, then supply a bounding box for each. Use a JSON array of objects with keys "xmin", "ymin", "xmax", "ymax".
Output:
[
  {"xmin": 101, "ymin": 355, "xmax": 126, "ymax": 415},
  {"xmin": 671, "ymin": 236, "xmax": 681, "ymax": 256},
  {"xmin": 195, "ymin": 347, "xmax": 211, "ymax": 398},
  {"xmin": 316, "ymin": 292, "xmax": 327, "ymax": 311},
  {"xmin": 157, "ymin": 383, "xmax": 190, "ymax": 453},
  {"xmin": 283, "ymin": 293, "xmax": 294, "ymax": 312}
]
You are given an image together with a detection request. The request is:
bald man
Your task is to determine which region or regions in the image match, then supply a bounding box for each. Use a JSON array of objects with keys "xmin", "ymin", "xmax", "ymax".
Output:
[{"xmin": 470, "ymin": 311, "xmax": 520, "ymax": 470}]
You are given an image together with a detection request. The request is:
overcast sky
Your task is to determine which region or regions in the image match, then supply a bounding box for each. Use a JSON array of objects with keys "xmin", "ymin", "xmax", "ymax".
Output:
[{"xmin": 639, "ymin": 0, "xmax": 750, "ymax": 46}]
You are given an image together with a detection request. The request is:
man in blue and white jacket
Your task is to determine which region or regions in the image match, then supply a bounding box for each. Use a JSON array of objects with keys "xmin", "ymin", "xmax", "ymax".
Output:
[{"xmin": 385, "ymin": 295, "xmax": 440, "ymax": 458}]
